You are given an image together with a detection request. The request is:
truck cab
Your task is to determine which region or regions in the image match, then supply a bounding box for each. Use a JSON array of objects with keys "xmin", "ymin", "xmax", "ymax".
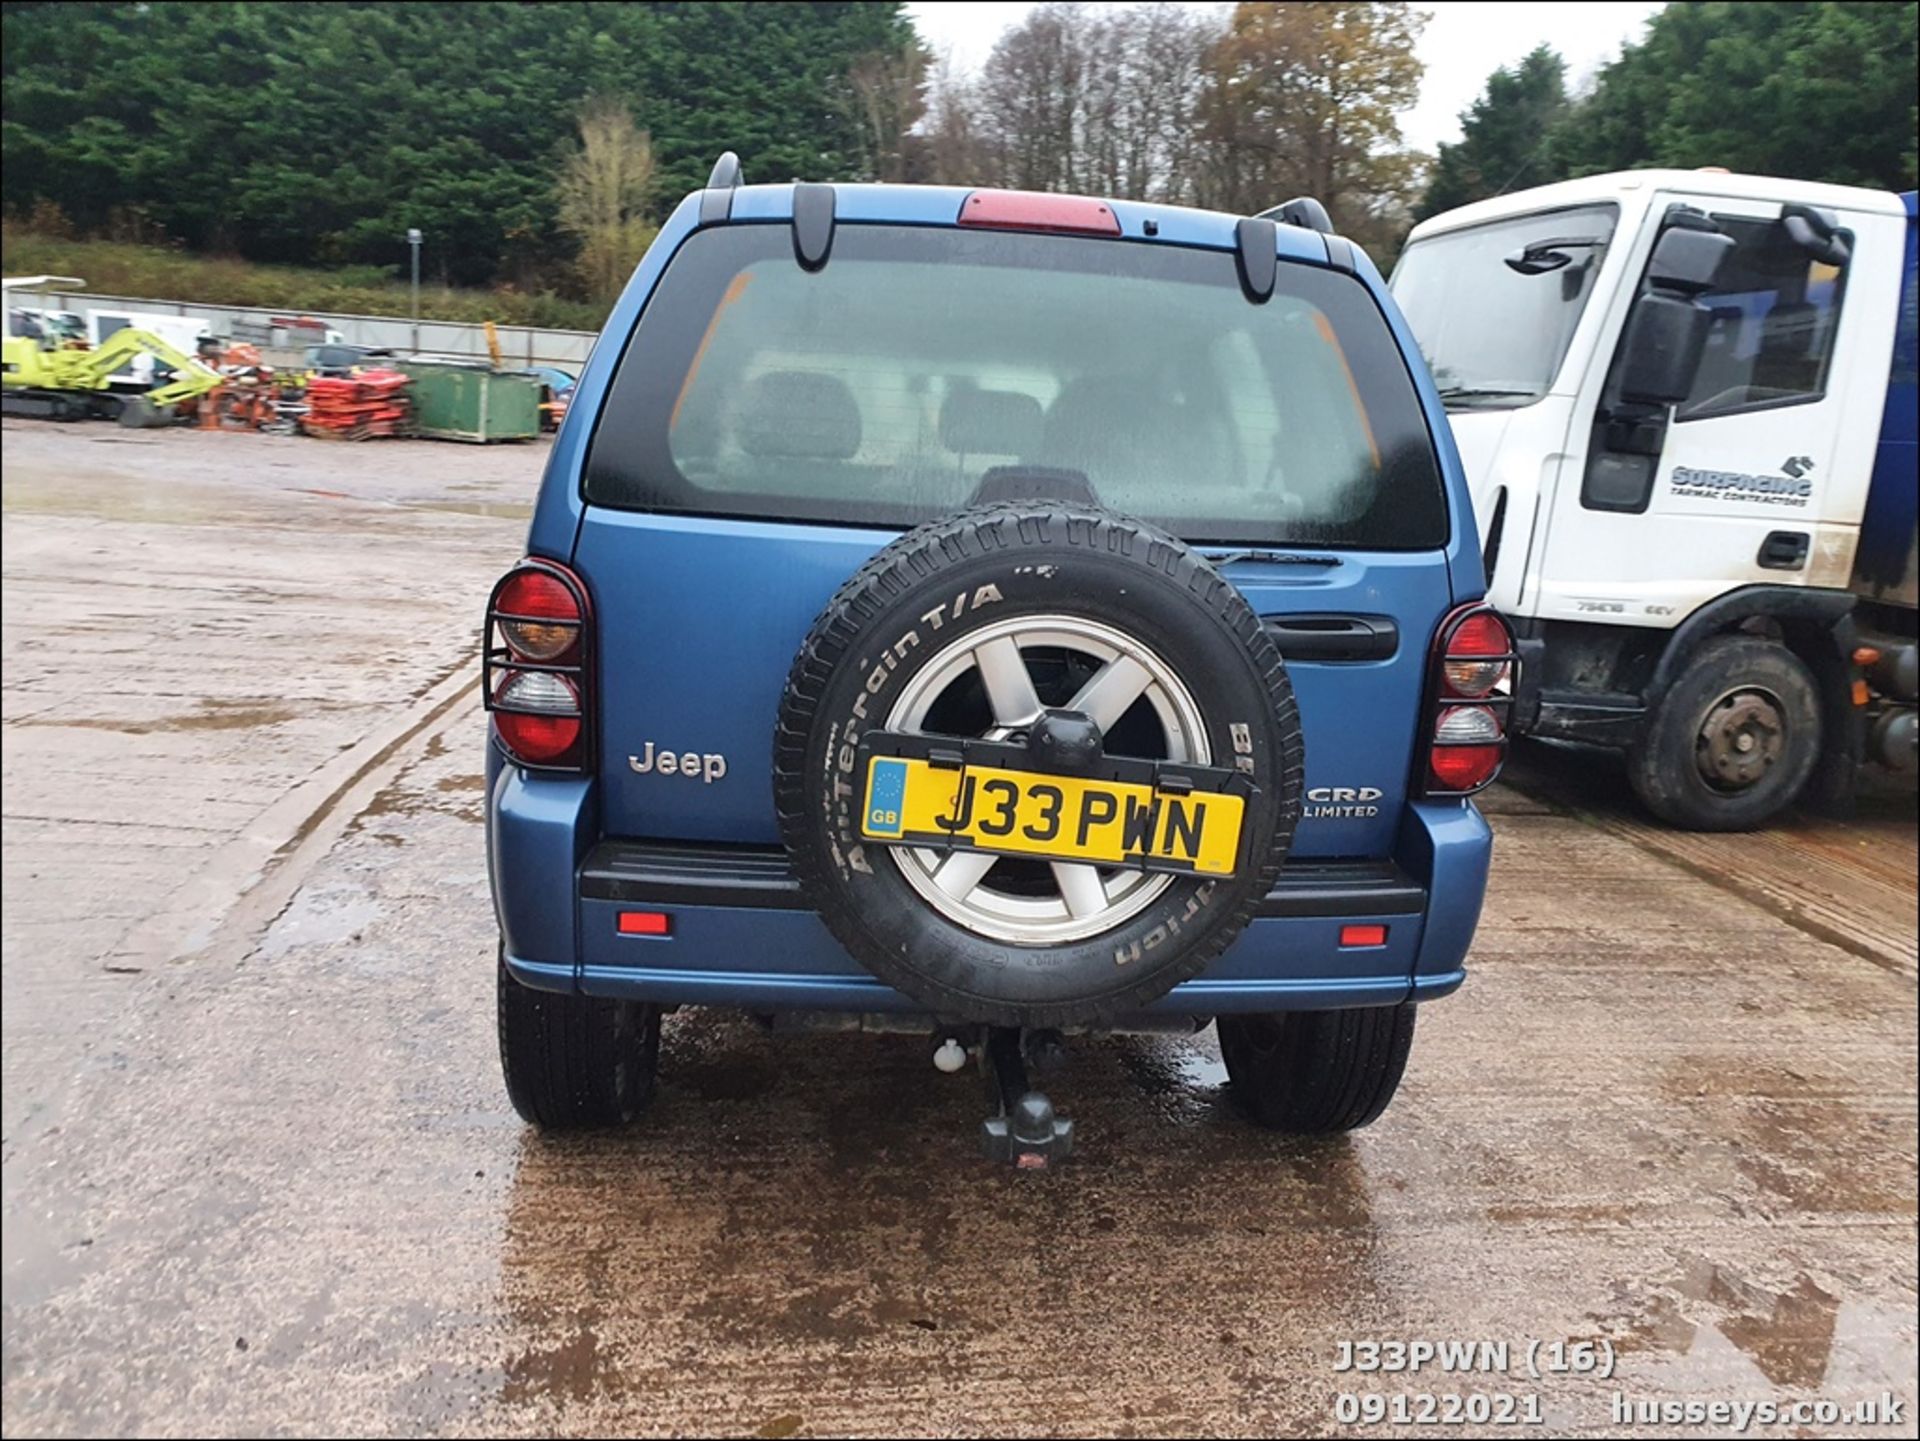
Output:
[{"xmin": 1393, "ymin": 170, "xmax": 1918, "ymax": 829}]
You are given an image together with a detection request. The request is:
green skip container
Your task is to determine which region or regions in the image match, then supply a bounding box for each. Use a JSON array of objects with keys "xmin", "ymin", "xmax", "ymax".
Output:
[{"xmin": 397, "ymin": 360, "xmax": 541, "ymax": 443}]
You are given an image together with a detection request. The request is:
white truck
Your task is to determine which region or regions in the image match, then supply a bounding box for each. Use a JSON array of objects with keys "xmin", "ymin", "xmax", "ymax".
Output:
[{"xmin": 1392, "ymin": 169, "xmax": 1918, "ymax": 829}]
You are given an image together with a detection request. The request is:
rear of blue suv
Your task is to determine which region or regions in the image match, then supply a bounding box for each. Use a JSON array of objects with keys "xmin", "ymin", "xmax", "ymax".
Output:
[{"xmin": 485, "ymin": 161, "xmax": 1510, "ymax": 1160}]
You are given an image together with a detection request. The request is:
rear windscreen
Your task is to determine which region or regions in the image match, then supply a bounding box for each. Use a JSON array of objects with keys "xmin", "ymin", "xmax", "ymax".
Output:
[{"xmin": 584, "ymin": 224, "xmax": 1447, "ymax": 548}]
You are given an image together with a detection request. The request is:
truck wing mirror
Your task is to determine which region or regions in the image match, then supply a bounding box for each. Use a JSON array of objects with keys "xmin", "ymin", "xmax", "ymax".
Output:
[
  {"xmin": 1503, "ymin": 235, "xmax": 1604, "ymax": 275},
  {"xmin": 1780, "ymin": 203, "xmax": 1851, "ymax": 267},
  {"xmin": 1613, "ymin": 221, "xmax": 1736, "ymax": 404},
  {"xmin": 1645, "ymin": 225, "xmax": 1734, "ymax": 295},
  {"xmin": 1582, "ymin": 212, "xmax": 1730, "ymax": 513},
  {"xmin": 1616, "ymin": 292, "xmax": 1713, "ymax": 405}
]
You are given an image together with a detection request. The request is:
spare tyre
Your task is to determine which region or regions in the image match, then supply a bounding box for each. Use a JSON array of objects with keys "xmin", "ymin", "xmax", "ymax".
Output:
[{"xmin": 774, "ymin": 502, "xmax": 1303, "ymax": 1027}]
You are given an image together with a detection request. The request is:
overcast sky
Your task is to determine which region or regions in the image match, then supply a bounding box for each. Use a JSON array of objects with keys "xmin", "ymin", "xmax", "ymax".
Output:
[{"xmin": 904, "ymin": 1, "xmax": 1665, "ymax": 153}]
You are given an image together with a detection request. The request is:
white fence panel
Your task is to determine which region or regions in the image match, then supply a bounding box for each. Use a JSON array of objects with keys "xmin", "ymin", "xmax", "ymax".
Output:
[{"xmin": 35, "ymin": 291, "xmax": 599, "ymax": 371}]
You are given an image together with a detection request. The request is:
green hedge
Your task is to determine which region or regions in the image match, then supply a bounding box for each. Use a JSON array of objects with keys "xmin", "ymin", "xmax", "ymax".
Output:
[{"xmin": 1, "ymin": 225, "xmax": 609, "ymax": 331}]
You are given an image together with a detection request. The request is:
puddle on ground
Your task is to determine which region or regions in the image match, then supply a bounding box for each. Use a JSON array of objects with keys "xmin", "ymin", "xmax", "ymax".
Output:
[
  {"xmin": 1119, "ymin": 1033, "xmax": 1229, "ymax": 1096},
  {"xmin": 0, "ymin": 472, "xmax": 241, "ymax": 525},
  {"xmin": 11, "ymin": 697, "xmax": 300, "ymax": 734},
  {"xmin": 347, "ymin": 771, "xmax": 488, "ymax": 844},
  {"xmin": 403, "ymin": 499, "xmax": 533, "ymax": 520},
  {"xmin": 257, "ymin": 883, "xmax": 383, "ymax": 959},
  {"xmin": 1111, "ymin": 1031, "xmax": 1235, "ymax": 1133},
  {"xmin": 502, "ymin": 1311, "xmax": 612, "ymax": 1406},
  {"xmin": 1173, "ymin": 1045, "xmax": 1229, "ymax": 1089}
]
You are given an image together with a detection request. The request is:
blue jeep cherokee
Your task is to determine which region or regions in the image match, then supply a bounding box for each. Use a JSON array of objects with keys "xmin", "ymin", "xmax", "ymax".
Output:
[{"xmin": 485, "ymin": 157, "xmax": 1510, "ymax": 1161}]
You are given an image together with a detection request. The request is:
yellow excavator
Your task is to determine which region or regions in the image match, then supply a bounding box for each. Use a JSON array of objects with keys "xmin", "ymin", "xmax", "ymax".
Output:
[{"xmin": 3, "ymin": 309, "xmax": 224, "ymax": 425}]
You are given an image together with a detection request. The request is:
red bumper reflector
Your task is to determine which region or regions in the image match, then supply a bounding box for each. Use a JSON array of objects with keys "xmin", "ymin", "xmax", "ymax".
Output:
[
  {"xmin": 1340, "ymin": 924, "xmax": 1388, "ymax": 948},
  {"xmin": 957, "ymin": 189, "xmax": 1122, "ymax": 236},
  {"xmin": 618, "ymin": 910, "xmax": 671, "ymax": 937}
]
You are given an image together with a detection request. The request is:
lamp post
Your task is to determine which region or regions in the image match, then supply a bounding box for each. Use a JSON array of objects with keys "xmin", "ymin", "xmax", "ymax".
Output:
[{"xmin": 406, "ymin": 227, "xmax": 423, "ymax": 352}]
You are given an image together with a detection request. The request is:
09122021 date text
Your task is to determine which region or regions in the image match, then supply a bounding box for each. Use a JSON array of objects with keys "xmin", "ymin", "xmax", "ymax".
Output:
[{"xmin": 1333, "ymin": 1392, "xmax": 1545, "ymax": 1427}]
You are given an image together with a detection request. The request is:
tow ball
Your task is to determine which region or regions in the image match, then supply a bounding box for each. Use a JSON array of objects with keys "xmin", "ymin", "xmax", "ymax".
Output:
[{"xmin": 969, "ymin": 1027, "xmax": 1074, "ymax": 1169}]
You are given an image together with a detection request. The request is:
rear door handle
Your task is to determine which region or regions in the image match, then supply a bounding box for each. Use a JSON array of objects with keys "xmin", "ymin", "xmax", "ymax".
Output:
[{"xmin": 1263, "ymin": 614, "xmax": 1400, "ymax": 662}]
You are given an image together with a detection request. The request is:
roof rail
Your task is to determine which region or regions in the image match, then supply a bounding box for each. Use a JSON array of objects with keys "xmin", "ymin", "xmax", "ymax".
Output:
[
  {"xmin": 1257, "ymin": 196, "xmax": 1333, "ymax": 234},
  {"xmin": 700, "ymin": 151, "xmax": 743, "ymax": 226}
]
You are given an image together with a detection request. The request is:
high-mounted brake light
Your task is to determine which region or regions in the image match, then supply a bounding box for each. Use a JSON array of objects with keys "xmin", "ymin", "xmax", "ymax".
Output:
[
  {"xmin": 957, "ymin": 190, "xmax": 1122, "ymax": 237},
  {"xmin": 485, "ymin": 560, "xmax": 592, "ymax": 772},
  {"xmin": 1420, "ymin": 604, "xmax": 1518, "ymax": 797}
]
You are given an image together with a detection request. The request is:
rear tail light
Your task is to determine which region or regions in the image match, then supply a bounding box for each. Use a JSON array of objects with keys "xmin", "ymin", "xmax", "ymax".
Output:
[
  {"xmin": 1421, "ymin": 604, "xmax": 1518, "ymax": 797},
  {"xmin": 1441, "ymin": 611, "xmax": 1512, "ymax": 698},
  {"xmin": 485, "ymin": 560, "xmax": 591, "ymax": 771},
  {"xmin": 494, "ymin": 569, "xmax": 581, "ymax": 662},
  {"xmin": 492, "ymin": 672, "xmax": 582, "ymax": 764}
]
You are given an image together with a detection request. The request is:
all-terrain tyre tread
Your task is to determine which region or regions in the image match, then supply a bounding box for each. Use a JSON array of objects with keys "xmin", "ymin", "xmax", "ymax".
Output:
[
  {"xmin": 1219, "ymin": 1004, "xmax": 1416, "ymax": 1133},
  {"xmin": 773, "ymin": 502, "xmax": 1303, "ymax": 1028},
  {"xmin": 497, "ymin": 950, "xmax": 660, "ymax": 1129}
]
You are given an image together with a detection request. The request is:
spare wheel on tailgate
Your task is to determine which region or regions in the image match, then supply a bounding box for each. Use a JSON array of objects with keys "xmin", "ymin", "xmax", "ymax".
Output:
[{"xmin": 774, "ymin": 501, "xmax": 1304, "ymax": 1027}]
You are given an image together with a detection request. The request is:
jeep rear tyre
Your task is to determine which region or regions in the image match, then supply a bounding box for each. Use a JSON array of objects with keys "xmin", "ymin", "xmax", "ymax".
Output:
[
  {"xmin": 1217, "ymin": 1005, "xmax": 1416, "ymax": 1133},
  {"xmin": 774, "ymin": 502, "xmax": 1304, "ymax": 1028},
  {"xmin": 1627, "ymin": 636, "xmax": 1821, "ymax": 831},
  {"xmin": 497, "ymin": 948, "xmax": 661, "ymax": 1129}
]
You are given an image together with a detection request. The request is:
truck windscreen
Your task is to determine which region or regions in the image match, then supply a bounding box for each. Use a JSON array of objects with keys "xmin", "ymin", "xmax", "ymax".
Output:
[{"xmin": 1392, "ymin": 204, "xmax": 1618, "ymax": 408}]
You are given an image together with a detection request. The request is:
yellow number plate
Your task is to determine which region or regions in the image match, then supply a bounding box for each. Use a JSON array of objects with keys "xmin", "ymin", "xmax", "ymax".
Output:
[{"xmin": 860, "ymin": 756, "xmax": 1244, "ymax": 876}]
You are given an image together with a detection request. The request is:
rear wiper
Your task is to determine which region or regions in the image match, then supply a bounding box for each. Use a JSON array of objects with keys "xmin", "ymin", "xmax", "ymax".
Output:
[{"xmin": 1202, "ymin": 548, "xmax": 1342, "ymax": 568}]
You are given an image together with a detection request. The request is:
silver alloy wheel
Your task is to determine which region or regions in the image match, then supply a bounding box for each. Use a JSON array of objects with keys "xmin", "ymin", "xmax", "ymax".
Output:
[{"xmin": 884, "ymin": 613, "xmax": 1211, "ymax": 945}]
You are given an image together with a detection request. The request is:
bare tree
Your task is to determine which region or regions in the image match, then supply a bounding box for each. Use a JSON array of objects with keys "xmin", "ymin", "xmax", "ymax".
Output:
[
  {"xmin": 555, "ymin": 97, "xmax": 656, "ymax": 302},
  {"xmin": 1115, "ymin": 5, "xmax": 1216, "ymax": 203},
  {"xmin": 944, "ymin": 3, "xmax": 1216, "ymax": 200},
  {"xmin": 915, "ymin": 0, "xmax": 1423, "ymax": 253},
  {"xmin": 919, "ymin": 52, "xmax": 993, "ymax": 185},
  {"xmin": 840, "ymin": 43, "xmax": 929, "ymax": 183},
  {"xmin": 976, "ymin": 3, "xmax": 1092, "ymax": 192}
]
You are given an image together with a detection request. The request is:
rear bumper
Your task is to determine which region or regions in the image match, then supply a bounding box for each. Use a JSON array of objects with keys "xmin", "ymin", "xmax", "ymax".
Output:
[{"xmin": 489, "ymin": 764, "xmax": 1490, "ymax": 1016}]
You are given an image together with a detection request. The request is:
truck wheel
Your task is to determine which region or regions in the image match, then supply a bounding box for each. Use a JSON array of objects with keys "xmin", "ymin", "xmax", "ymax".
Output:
[
  {"xmin": 497, "ymin": 948, "xmax": 660, "ymax": 1129},
  {"xmin": 1628, "ymin": 636, "xmax": 1821, "ymax": 831},
  {"xmin": 1216, "ymin": 1005, "xmax": 1416, "ymax": 1133}
]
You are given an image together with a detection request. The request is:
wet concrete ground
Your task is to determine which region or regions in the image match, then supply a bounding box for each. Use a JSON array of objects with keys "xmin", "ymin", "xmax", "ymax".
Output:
[{"xmin": 2, "ymin": 422, "xmax": 1915, "ymax": 1437}]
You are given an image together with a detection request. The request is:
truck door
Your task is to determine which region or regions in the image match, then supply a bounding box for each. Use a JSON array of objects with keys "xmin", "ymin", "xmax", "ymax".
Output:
[{"xmin": 1537, "ymin": 192, "xmax": 1874, "ymax": 625}]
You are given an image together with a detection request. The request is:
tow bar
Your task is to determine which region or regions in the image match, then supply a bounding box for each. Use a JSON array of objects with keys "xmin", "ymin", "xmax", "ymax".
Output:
[{"xmin": 978, "ymin": 1027, "xmax": 1073, "ymax": 1169}]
